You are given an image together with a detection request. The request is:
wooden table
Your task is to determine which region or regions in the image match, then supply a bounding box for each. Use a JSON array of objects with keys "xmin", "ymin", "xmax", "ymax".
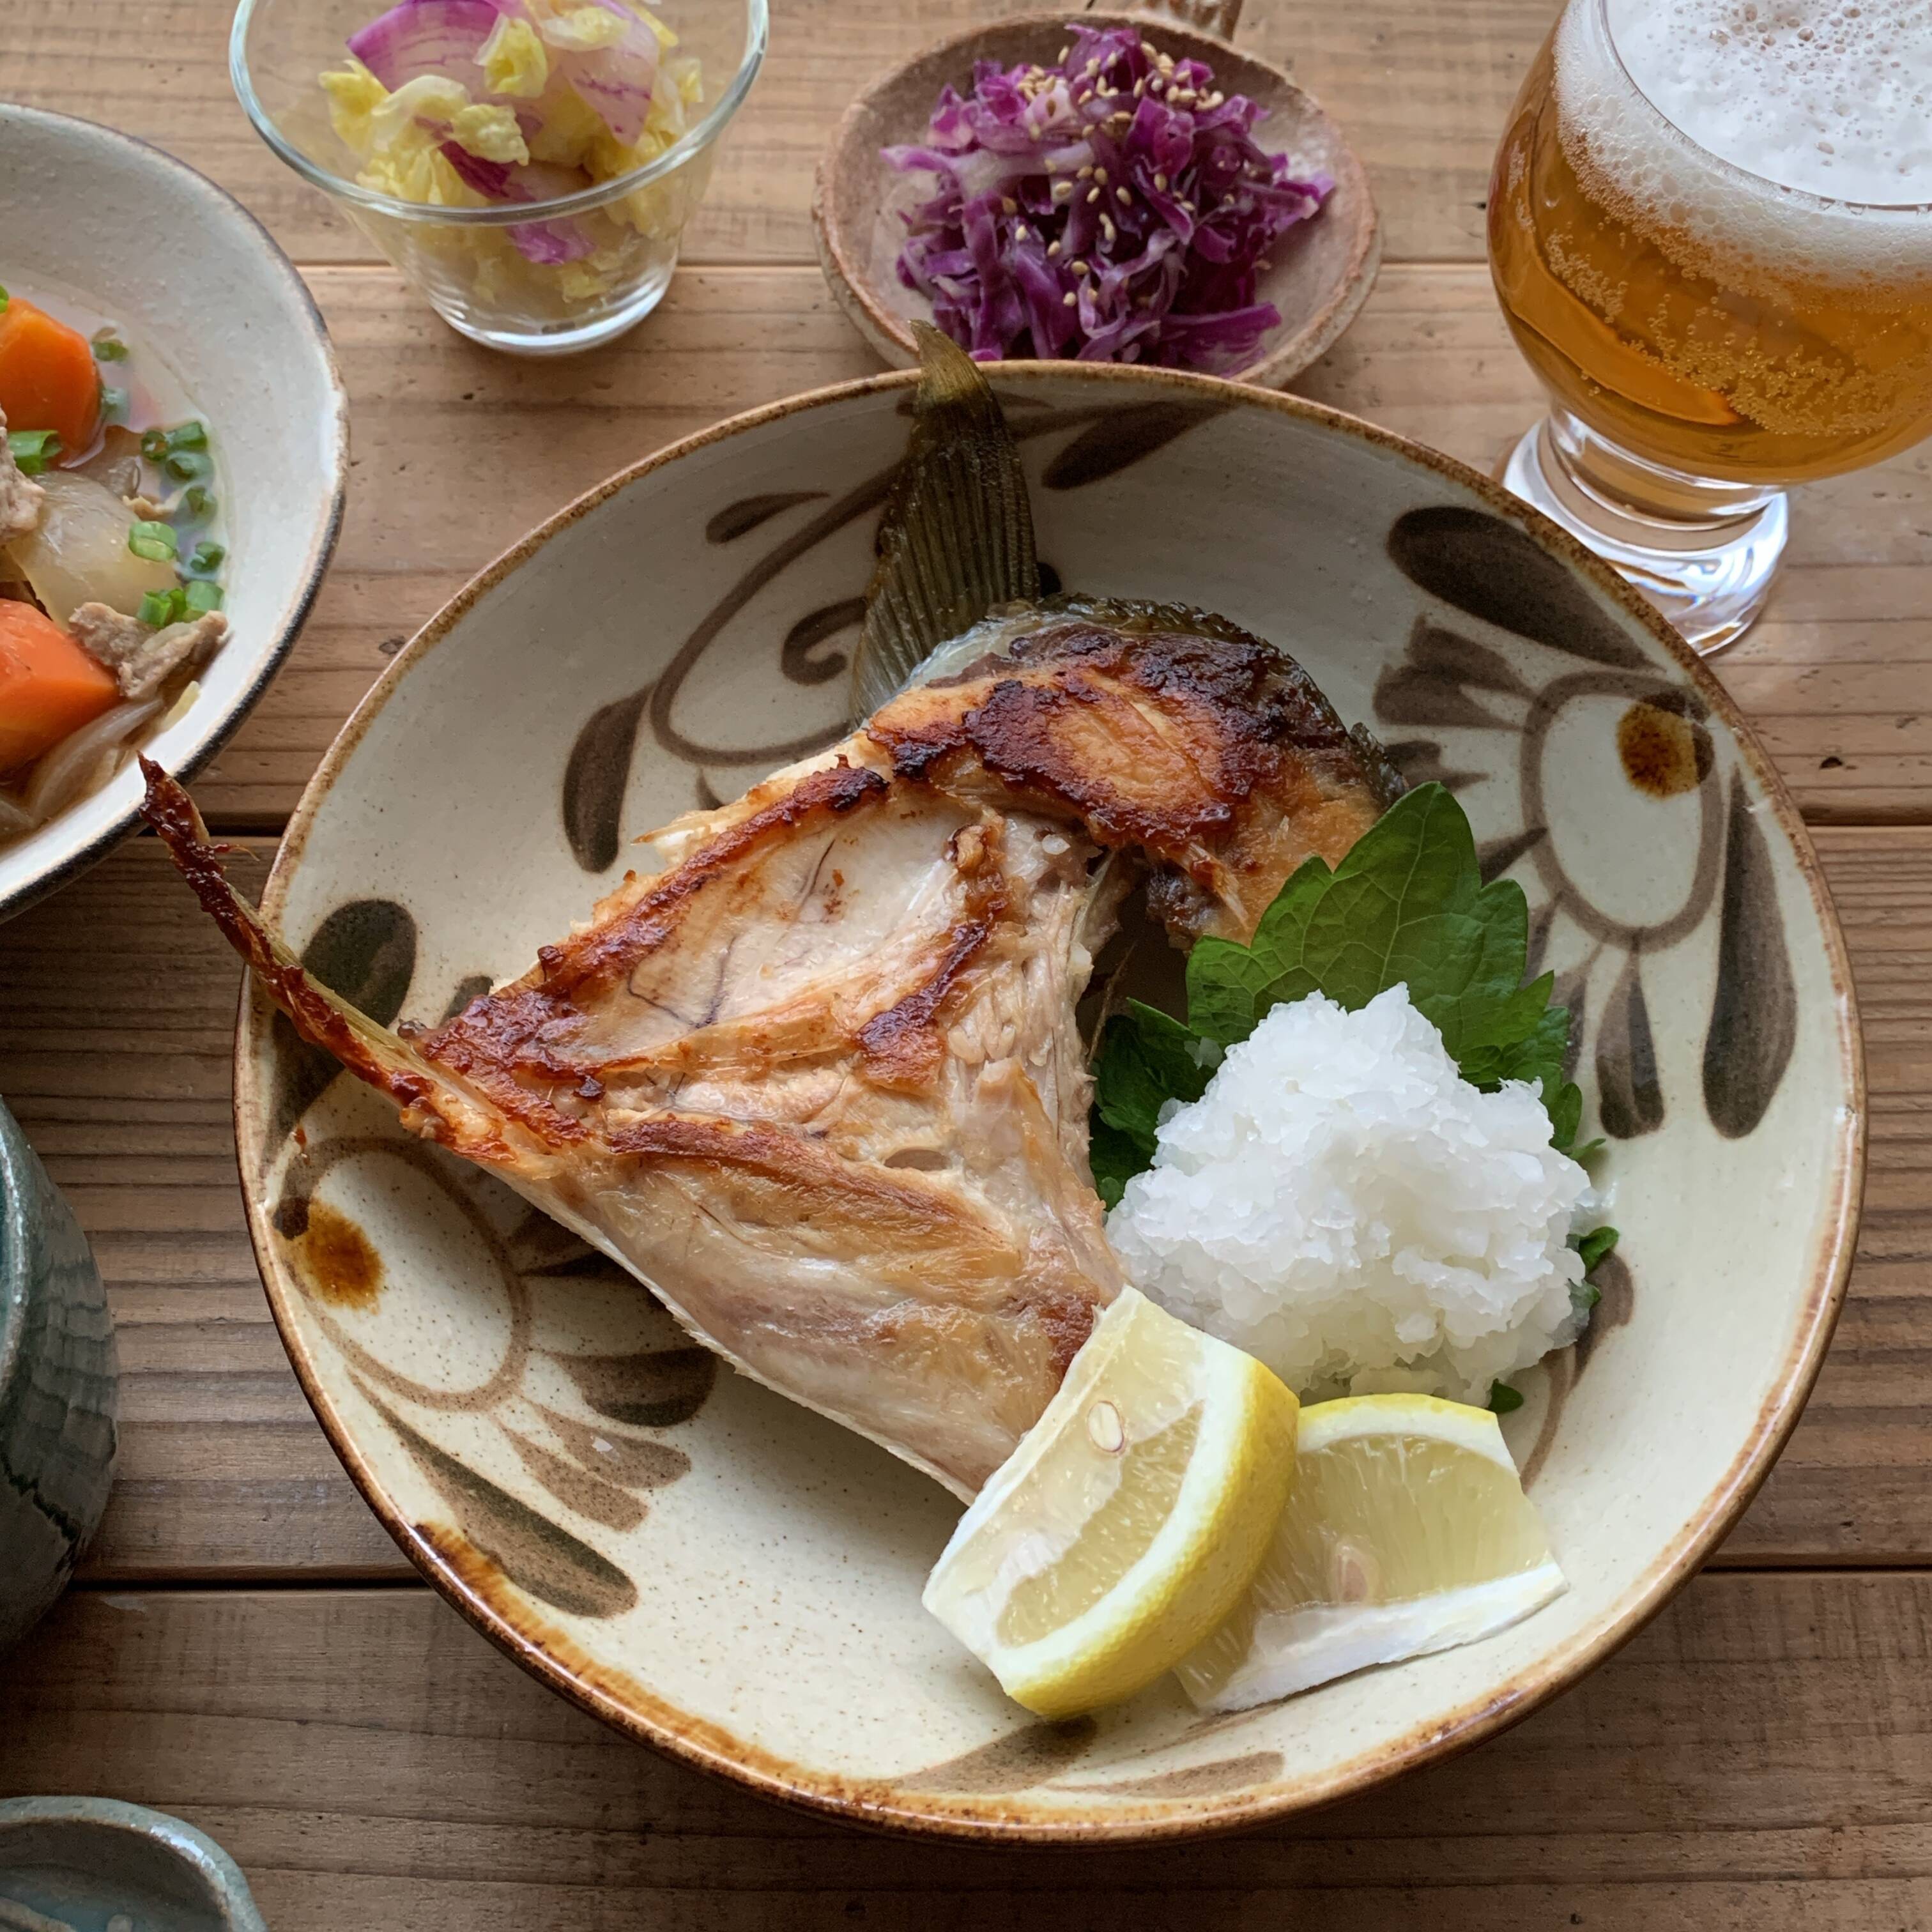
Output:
[{"xmin": 3, "ymin": 3, "xmax": 1929, "ymax": 1924}]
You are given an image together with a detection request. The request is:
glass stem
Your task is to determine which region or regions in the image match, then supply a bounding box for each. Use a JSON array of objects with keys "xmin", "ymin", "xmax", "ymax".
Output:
[{"xmin": 1502, "ymin": 410, "xmax": 1789, "ymax": 656}]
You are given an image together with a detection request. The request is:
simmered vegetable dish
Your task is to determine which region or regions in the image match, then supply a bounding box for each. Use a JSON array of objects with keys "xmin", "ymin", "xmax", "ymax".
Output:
[{"xmin": 0, "ymin": 283, "xmax": 229, "ymax": 843}]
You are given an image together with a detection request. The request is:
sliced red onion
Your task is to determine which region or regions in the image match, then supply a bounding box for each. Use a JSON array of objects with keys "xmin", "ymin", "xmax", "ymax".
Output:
[
  {"xmin": 553, "ymin": 0, "xmax": 659, "ymax": 145},
  {"xmin": 347, "ymin": 0, "xmax": 516, "ymax": 88},
  {"xmin": 439, "ymin": 139, "xmax": 518, "ymax": 198},
  {"xmin": 23, "ymin": 697, "xmax": 161, "ymax": 825},
  {"xmin": 437, "ymin": 142, "xmax": 600, "ymax": 261},
  {"xmin": 507, "ymin": 218, "xmax": 597, "ymax": 263}
]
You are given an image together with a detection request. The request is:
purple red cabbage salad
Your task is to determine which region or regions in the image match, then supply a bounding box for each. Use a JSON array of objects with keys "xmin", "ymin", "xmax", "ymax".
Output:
[
  {"xmin": 884, "ymin": 26, "xmax": 1330, "ymax": 371},
  {"xmin": 319, "ymin": 0, "xmax": 703, "ymax": 277}
]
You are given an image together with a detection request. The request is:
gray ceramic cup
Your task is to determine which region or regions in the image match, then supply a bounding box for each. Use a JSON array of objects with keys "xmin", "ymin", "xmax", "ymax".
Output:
[
  {"xmin": 0, "ymin": 1096, "xmax": 118, "ymax": 1654},
  {"xmin": 0, "ymin": 1798, "xmax": 268, "ymax": 1932}
]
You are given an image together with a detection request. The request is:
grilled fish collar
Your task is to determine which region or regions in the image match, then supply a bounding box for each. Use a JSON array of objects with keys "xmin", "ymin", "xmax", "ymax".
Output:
[{"xmin": 141, "ymin": 338, "xmax": 1400, "ymax": 1497}]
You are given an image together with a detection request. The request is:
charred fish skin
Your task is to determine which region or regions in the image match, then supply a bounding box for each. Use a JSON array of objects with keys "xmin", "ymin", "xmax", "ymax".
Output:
[{"xmin": 138, "ymin": 335, "xmax": 1400, "ymax": 1500}]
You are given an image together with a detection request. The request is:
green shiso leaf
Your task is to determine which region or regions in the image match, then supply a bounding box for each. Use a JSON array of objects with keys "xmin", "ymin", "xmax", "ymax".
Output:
[
  {"xmin": 1488, "ymin": 1380, "xmax": 1525, "ymax": 1415},
  {"xmin": 1577, "ymin": 1225, "xmax": 1620, "ymax": 1273},
  {"xmin": 1091, "ymin": 782, "xmax": 1588, "ymax": 1202}
]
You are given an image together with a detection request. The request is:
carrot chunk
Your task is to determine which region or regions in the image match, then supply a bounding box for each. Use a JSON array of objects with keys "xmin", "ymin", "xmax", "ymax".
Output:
[
  {"xmin": 0, "ymin": 599, "xmax": 118, "ymax": 774},
  {"xmin": 0, "ymin": 298, "xmax": 102, "ymax": 456}
]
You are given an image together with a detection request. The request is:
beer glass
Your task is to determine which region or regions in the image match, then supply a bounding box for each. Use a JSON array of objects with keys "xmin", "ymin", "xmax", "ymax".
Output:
[{"xmin": 1488, "ymin": 0, "xmax": 1932, "ymax": 652}]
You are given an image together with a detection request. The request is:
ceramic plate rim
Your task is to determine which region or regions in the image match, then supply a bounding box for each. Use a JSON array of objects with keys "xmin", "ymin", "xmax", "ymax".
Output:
[
  {"xmin": 0, "ymin": 102, "xmax": 348, "ymax": 926},
  {"xmin": 233, "ymin": 359, "xmax": 1866, "ymax": 1841}
]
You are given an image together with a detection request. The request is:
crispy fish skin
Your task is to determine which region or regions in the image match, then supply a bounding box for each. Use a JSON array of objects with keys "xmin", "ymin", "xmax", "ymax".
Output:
[{"xmin": 141, "ymin": 620, "xmax": 1393, "ymax": 1498}]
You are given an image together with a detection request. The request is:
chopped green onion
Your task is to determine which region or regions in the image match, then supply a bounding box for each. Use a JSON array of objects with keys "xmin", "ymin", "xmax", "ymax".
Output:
[
  {"xmin": 182, "ymin": 579, "xmax": 223, "ymax": 615},
  {"xmin": 164, "ymin": 420, "xmax": 208, "ymax": 453},
  {"xmin": 182, "ymin": 486, "xmax": 215, "ymax": 521},
  {"xmin": 140, "ymin": 428, "xmax": 170, "ymax": 463},
  {"xmin": 0, "ymin": 286, "xmax": 9, "ymax": 314},
  {"xmin": 164, "ymin": 448, "xmax": 211, "ymax": 483},
  {"xmin": 188, "ymin": 540, "xmax": 226, "ymax": 573},
  {"xmin": 8, "ymin": 428, "xmax": 61, "ymax": 475},
  {"xmin": 138, "ymin": 587, "xmax": 185, "ymax": 627},
  {"xmin": 128, "ymin": 518, "xmax": 178, "ymax": 562},
  {"xmin": 91, "ymin": 330, "xmax": 129, "ymax": 363},
  {"xmin": 98, "ymin": 385, "xmax": 128, "ymax": 423}
]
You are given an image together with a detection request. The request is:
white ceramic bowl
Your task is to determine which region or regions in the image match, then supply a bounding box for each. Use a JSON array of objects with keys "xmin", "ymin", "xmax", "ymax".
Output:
[
  {"xmin": 0, "ymin": 105, "xmax": 346, "ymax": 924},
  {"xmin": 234, "ymin": 365, "xmax": 1861, "ymax": 1839}
]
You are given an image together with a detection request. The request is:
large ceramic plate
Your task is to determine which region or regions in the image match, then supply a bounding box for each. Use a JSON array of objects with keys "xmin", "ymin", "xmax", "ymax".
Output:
[{"xmin": 237, "ymin": 365, "xmax": 1862, "ymax": 1839}]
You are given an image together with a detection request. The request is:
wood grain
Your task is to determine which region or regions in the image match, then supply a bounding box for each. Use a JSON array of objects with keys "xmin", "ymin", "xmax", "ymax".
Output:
[
  {"xmin": 185, "ymin": 262, "xmax": 1932, "ymax": 830},
  {"xmin": 3, "ymin": 1574, "xmax": 1931, "ymax": 1926},
  {"xmin": 4, "ymin": 0, "xmax": 1552, "ymax": 270},
  {"xmin": 0, "ymin": 825, "xmax": 1923, "ymax": 1581}
]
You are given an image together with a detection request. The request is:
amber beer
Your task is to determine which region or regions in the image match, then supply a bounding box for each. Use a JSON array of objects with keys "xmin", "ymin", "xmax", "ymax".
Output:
[{"xmin": 1489, "ymin": 2, "xmax": 1932, "ymax": 493}]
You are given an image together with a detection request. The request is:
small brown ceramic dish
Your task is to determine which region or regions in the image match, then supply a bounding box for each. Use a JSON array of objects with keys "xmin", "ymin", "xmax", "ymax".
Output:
[
  {"xmin": 811, "ymin": 3, "xmax": 1379, "ymax": 386},
  {"xmin": 227, "ymin": 360, "xmax": 1861, "ymax": 1843}
]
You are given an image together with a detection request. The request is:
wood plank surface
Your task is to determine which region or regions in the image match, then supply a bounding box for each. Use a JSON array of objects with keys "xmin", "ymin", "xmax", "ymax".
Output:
[
  {"xmin": 188, "ymin": 263, "xmax": 1932, "ymax": 831},
  {"xmin": 6, "ymin": 0, "xmax": 1551, "ymax": 270},
  {"xmin": 4, "ymin": 1574, "xmax": 1931, "ymax": 1927},
  {"xmin": 0, "ymin": 824, "xmax": 1923, "ymax": 1580},
  {"xmin": 7, "ymin": 0, "xmax": 1932, "ymax": 1908}
]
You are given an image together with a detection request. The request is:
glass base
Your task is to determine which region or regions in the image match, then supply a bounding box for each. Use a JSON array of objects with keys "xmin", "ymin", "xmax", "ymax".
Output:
[
  {"xmin": 429, "ymin": 254, "xmax": 677, "ymax": 358},
  {"xmin": 1499, "ymin": 413, "xmax": 1788, "ymax": 656}
]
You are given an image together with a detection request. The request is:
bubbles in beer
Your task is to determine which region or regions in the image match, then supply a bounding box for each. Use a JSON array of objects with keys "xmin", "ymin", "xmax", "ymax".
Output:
[
  {"xmin": 1554, "ymin": 0, "xmax": 1932, "ymax": 291},
  {"xmin": 1612, "ymin": 0, "xmax": 1930, "ymax": 203}
]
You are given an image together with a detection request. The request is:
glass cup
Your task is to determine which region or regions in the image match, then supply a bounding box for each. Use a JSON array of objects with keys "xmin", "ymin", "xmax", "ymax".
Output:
[
  {"xmin": 233, "ymin": 0, "xmax": 767, "ymax": 356},
  {"xmin": 1487, "ymin": 0, "xmax": 1932, "ymax": 652}
]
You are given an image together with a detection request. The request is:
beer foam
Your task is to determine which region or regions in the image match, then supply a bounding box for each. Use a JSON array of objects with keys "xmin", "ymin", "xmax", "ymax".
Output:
[{"xmin": 1554, "ymin": 0, "xmax": 1932, "ymax": 288}]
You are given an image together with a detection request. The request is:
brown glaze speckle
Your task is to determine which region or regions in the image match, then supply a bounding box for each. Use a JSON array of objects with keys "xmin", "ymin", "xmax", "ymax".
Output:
[
  {"xmin": 1618, "ymin": 700, "xmax": 1712, "ymax": 797},
  {"xmin": 288, "ymin": 1199, "xmax": 383, "ymax": 1311}
]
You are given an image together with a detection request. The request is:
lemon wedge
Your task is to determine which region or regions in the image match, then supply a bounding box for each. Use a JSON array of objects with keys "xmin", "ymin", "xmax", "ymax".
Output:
[
  {"xmin": 1177, "ymin": 1392, "xmax": 1565, "ymax": 1712},
  {"xmin": 923, "ymin": 1288, "xmax": 1299, "ymax": 1719}
]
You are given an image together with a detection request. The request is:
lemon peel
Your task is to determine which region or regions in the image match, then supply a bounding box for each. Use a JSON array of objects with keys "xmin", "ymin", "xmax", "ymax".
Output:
[{"xmin": 924, "ymin": 1289, "xmax": 1299, "ymax": 1719}]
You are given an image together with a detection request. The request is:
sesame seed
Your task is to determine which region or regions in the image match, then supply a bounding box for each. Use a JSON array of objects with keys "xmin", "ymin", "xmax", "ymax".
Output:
[
  {"xmin": 1139, "ymin": 39, "xmax": 1158, "ymax": 57},
  {"xmin": 1063, "ymin": 291, "xmax": 1078, "ymax": 307},
  {"xmin": 1047, "ymin": 240, "xmax": 1062, "ymax": 258},
  {"xmin": 1084, "ymin": 56, "xmax": 1100, "ymax": 75},
  {"xmin": 1070, "ymin": 259, "xmax": 1087, "ymax": 275},
  {"xmin": 1116, "ymin": 185, "xmax": 1131, "ymax": 204},
  {"xmin": 1001, "ymin": 196, "xmax": 1018, "ymax": 214},
  {"xmin": 1256, "ymin": 257, "xmax": 1272, "ymax": 272},
  {"xmin": 1057, "ymin": 42, "xmax": 1068, "ymax": 59},
  {"xmin": 1077, "ymin": 88, "xmax": 1094, "ymax": 104},
  {"xmin": 1094, "ymin": 167, "xmax": 1108, "ymax": 185},
  {"xmin": 1052, "ymin": 181, "xmax": 1073, "ymax": 203},
  {"xmin": 1077, "ymin": 164, "xmax": 1093, "ymax": 179},
  {"xmin": 1154, "ymin": 171, "xmax": 1169, "ymax": 190},
  {"xmin": 1015, "ymin": 223, "xmax": 1029, "ymax": 240},
  {"xmin": 1100, "ymin": 215, "xmax": 1116, "ymax": 242},
  {"xmin": 1086, "ymin": 185, "xmax": 1100, "ymax": 203}
]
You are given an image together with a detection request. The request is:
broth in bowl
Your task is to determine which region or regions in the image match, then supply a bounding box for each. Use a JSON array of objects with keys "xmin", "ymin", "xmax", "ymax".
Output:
[{"xmin": 0, "ymin": 280, "xmax": 231, "ymax": 845}]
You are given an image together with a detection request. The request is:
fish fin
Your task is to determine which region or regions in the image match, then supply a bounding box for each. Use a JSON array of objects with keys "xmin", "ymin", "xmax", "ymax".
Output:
[
  {"xmin": 850, "ymin": 323, "xmax": 1039, "ymax": 719},
  {"xmin": 136, "ymin": 758, "xmax": 473, "ymax": 1137}
]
